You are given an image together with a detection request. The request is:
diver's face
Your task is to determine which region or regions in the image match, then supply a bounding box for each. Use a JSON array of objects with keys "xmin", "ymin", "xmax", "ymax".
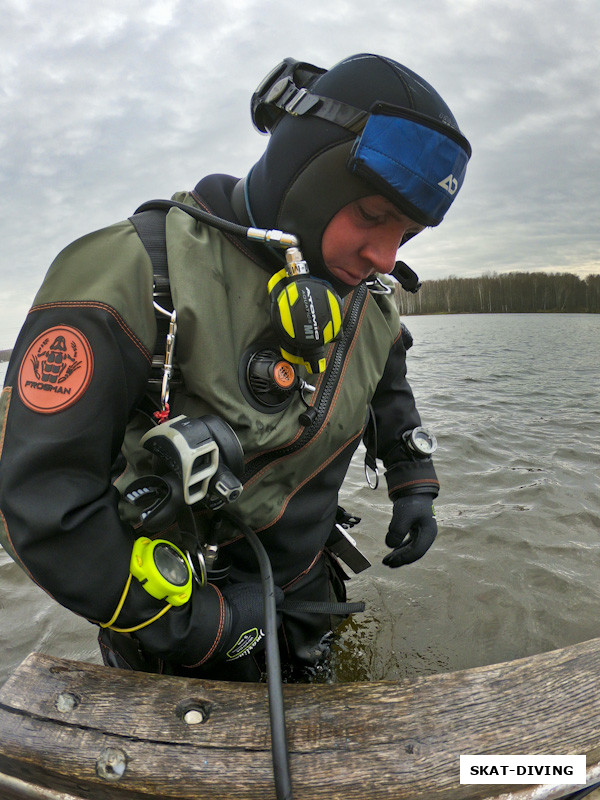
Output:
[{"xmin": 321, "ymin": 195, "xmax": 424, "ymax": 287}]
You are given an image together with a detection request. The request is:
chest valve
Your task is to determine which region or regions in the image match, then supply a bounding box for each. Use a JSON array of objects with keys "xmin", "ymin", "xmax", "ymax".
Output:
[
  {"xmin": 239, "ymin": 344, "xmax": 316, "ymax": 415},
  {"xmin": 247, "ymin": 348, "xmax": 297, "ymax": 408}
]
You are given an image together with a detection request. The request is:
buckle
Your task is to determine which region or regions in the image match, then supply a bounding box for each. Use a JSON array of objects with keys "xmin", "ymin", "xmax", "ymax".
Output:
[{"xmin": 284, "ymin": 88, "xmax": 321, "ymax": 117}]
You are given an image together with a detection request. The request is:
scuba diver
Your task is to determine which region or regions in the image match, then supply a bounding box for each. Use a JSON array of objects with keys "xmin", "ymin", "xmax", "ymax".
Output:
[{"xmin": 0, "ymin": 53, "xmax": 470, "ymax": 681}]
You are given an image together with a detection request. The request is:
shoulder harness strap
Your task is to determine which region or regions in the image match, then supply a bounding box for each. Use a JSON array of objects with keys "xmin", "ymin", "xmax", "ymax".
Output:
[{"xmin": 129, "ymin": 209, "xmax": 182, "ymax": 398}]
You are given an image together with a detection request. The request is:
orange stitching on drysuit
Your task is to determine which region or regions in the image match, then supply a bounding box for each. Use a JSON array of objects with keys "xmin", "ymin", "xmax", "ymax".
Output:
[
  {"xmin": 29, "ymin": 301, "xmax": 152, "ymax": 365},
  {"xmin": 239, "ymin": 289, "xmax": 363, "ymax": 470},
  {"xmin": 282, "ymin": 551, "xmax": 323, "ymax": 592},
  {"xmin": 111, "ymin": 461, "xmax": 132, "ymax": 488},
  {"xmin": 241, "ymin": 362, "xmax": 328, "ymax": 468},
  {"xmin": 388, "ymin": 478, "xmax": 440, "ymax": 496},
  {"xmin": 186, "ymin": 584, "xmax": 226, "ymax": 667},
  {"xmin": 391, "ymin": 326, "xmax": 404, "ymax": 347},
  {"xmin": 254, "ymin": 426, "xmax": 365, "ymax": 534},
  {"xmin": 245, "ymin": 296, "xmax": 370, "ymax": 492},
  {"xmin": 242, "ymin": 294, "xmax": 365, "ymax": 468}
]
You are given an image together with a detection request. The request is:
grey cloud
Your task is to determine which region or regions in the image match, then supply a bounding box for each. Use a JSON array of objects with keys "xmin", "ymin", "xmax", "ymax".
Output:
[{"xmin": 1, "ymin": 0, "xmax": 598, "ymax": 346}]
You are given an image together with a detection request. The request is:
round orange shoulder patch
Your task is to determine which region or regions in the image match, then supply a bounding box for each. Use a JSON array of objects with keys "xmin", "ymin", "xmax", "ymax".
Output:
[{"xmin": 18, "ymin": 326, "xmax": 94, "ymax": 414}]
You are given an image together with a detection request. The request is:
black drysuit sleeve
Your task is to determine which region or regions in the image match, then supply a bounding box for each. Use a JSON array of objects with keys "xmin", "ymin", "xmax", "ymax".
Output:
[
  {"xmin": 0, "ymin": 301, "xmax": 229, "ymax": 668},
  {"xmin": 368, "ymin": 331, "xmax": 440, "ymax": 500}
]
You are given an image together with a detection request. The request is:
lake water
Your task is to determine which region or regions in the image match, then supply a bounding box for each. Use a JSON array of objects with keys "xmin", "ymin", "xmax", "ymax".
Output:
[{"xmin": 1, "ymin": 313, "xmax": 599, "ymax": 686}]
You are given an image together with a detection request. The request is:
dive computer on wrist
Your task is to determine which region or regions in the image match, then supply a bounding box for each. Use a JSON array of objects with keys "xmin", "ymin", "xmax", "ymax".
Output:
[{"xmin": 402, "ymin": 426, "xmax": 438, "ymax": 459}]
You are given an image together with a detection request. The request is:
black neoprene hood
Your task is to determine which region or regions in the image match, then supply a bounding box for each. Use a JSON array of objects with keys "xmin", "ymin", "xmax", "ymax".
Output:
[{"xmin": 245, "ymin": 53, "xmax": 470, "ymax": 293}]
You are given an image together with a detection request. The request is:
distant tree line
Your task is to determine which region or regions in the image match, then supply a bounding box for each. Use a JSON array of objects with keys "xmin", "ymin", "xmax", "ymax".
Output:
[{"xmin": 396, "ymin": 272, "xmax": 600, "ymax": 315}]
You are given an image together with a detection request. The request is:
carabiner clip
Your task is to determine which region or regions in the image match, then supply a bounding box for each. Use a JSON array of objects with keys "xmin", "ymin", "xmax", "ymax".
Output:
[{"xmin": 153, "ymin": 302, "xmax": 177, "ymax": 419}]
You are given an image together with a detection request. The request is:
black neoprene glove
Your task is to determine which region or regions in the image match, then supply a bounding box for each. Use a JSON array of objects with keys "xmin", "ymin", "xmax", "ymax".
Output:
[
  {"xmin": 383, "ymin": 493, "xmax": 437, "ymax": 568},
  {"xmin": 219, "ymin": 582, "xmax": 284, "ymax": 662}
]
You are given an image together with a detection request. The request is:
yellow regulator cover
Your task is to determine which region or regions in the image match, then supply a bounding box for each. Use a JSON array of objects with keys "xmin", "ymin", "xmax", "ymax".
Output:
[{"xmin": 130, "ymin": 537, "xmax": 192, "ymax": 606}]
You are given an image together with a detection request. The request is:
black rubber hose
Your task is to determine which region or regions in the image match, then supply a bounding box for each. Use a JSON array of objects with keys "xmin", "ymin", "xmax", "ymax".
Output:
[
  {"xmin": 134, "ymin": 199, "xmax": 250, "ymax": 238},
  {"xmin": 224, "ymin": 512, "xmax": 293, "ymax": 800}
]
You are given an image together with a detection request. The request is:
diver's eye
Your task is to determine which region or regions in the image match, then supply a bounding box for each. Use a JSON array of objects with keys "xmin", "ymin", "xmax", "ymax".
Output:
[{"xmin": 357, "ymin": 204, "xmax": 383, "ymax": 224}]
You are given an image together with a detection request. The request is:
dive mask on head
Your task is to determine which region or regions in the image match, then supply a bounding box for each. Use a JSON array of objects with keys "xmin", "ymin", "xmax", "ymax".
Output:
[
  {"xmin": 348, "ymin": 103, "xmax": 471, "ymax": 227},
  {"xmin": 250, "ymin": 57, "xmax": 471, "ymax": 227}
]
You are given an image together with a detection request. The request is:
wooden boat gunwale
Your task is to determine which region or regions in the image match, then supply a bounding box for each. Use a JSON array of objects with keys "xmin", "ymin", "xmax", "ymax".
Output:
[{"xmin": 1, "ymin": 636, "xmax": 600, "ymax": 800}]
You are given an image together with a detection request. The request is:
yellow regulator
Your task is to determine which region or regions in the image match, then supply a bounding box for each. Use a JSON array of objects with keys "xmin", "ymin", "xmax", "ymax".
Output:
[
  {"xmin": 130, "ymin": 537, "xmax": 193, "ymax": 606},
  {"xmin": 268, "ymin": 248, "xmax": 343, "ymax": 374}
]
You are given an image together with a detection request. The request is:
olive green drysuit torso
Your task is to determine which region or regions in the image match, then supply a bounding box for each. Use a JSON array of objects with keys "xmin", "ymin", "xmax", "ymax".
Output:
[{"xmin": 0, "ymin": 183, "xmax": 438, "ymax": 674}]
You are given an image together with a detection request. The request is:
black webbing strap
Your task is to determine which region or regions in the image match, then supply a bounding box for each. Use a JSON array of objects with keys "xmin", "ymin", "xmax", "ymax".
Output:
[
  {"xmin": 279, "ymin": 598, "xmax": 365, "ymax": 615},
  {"xmin": 129, "ymin": 209, "xmax": 181, "ymax": 394},
  {"xmin": 129, "ymin": 209, "xmax": 171, "ymax": 310}
]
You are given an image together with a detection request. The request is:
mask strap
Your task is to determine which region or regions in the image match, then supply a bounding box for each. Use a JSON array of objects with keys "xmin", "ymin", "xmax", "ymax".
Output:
[{"xmin": 267, "ymin": 82, "xmax": 369, "ymax": 134}]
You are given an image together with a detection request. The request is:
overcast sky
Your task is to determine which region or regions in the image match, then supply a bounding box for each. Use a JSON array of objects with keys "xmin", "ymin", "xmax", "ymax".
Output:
[{"xmin": 1, "ymin": 0, "xmax": 598, "ymax": 347}]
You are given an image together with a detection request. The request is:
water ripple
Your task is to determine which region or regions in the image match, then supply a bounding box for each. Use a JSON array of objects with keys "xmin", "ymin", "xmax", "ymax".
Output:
[{"xmin": 2, "ymin": 315, "xmax": 600, "ymax": 683}]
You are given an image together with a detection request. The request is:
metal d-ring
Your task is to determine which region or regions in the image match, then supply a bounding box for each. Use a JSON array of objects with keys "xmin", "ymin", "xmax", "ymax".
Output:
[
  {"xmin": 186, "ymin": 548, "xmax": 207, "ymax": 588},
  {"xmin": 364, "ymin": 460, "xmax": 379, "ymax": 490}
]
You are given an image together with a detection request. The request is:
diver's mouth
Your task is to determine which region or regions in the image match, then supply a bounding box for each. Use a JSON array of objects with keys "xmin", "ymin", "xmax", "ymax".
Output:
[{"xmin": 326, "ymin": 264, "xmax": 365, "ymax": 286}]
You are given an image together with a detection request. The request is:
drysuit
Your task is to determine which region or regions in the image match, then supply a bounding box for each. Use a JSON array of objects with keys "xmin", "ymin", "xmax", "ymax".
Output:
[{"xmin": 0, "ymin": 176, "xmax": 438, "ymax": 679}]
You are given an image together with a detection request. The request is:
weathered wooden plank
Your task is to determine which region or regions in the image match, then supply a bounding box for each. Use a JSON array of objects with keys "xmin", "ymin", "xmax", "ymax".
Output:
[
  {"xmin": 0, "ymin": 770, "xmax": 84, "ymax": 800},
  {"xmin": 0, "ymin": 639, "xmax": 599, "ymax": 799}
]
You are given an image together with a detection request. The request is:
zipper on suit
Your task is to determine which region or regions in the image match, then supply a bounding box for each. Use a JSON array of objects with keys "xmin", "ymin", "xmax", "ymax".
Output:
[{"xmin": 242, "ymin": 284, "xmax": 368, "ymax": 483}]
